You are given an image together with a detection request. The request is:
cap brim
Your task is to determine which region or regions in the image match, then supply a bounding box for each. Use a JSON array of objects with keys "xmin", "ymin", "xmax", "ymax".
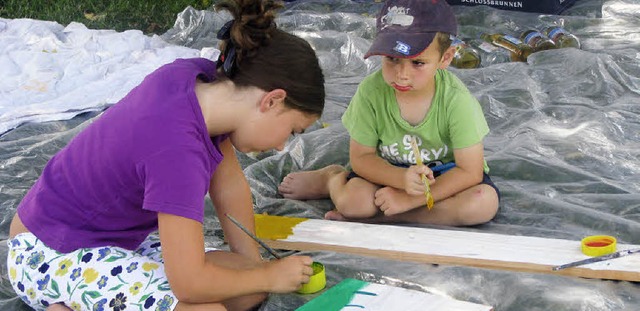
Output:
[{"xmin": 364, "ymin": 32, "xmax": 437, "ymax": 59}]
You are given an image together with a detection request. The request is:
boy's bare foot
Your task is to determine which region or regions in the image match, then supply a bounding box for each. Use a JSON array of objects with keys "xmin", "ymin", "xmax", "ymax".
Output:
[
  {"xmin": 324, "ymin": 210, "xmax": 347, "ymax": 221},
  {"xmin": 279, "ymin": 165, "xmax": 345, "ymax": 200}
]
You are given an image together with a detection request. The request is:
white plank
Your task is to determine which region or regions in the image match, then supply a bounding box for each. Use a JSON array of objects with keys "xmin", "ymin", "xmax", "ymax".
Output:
[{"xmin": 256, "ymin": 216, "xmax": 640, "ymax": 281}]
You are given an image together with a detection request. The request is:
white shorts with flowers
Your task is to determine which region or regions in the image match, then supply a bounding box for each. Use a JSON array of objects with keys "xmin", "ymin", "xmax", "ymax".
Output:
[{"xmin": 7, "ymin": 232, "xmax": 179, "ymax": 311}]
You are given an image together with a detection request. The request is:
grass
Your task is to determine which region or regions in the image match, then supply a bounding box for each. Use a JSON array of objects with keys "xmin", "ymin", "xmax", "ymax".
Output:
[{"xmin": 0, "ymin": 0, "xmax": 215, "ymax": 35}]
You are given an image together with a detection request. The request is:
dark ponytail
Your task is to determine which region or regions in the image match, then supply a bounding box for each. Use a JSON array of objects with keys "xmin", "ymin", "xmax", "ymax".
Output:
[{"xmin": 215, "ymin": 0, "xmax": 325, "ymax": 116}]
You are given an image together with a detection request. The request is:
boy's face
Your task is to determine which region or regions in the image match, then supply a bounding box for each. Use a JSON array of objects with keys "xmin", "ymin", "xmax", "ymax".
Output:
[{"xmin": 380, "ymin": 39, "xmax": 454, "ymax": 94}]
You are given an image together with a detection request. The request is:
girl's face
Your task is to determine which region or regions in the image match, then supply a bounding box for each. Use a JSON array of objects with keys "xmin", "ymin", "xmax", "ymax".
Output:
[
  {"xmin": 231, "ymin": 102, "xmax": 318, "ymax": 153},
  {"xmin": 381, "ymin": 39, "xmax": 450, "ymax": 95}
]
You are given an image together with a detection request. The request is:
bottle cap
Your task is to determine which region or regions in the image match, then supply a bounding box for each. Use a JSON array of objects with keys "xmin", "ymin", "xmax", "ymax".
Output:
[
  {"xmin": 297, "ymin": 262, "xmax": 327, "ymax": 294},
  {"xmin": 581, "ymin": 235, "xmax": 617, "ymax": 257}
]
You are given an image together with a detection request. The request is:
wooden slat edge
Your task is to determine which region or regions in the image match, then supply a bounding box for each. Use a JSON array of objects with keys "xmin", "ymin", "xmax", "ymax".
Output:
[{"xmin": 264, "ymin": 239, "xmax": 640, "ymax": 282}]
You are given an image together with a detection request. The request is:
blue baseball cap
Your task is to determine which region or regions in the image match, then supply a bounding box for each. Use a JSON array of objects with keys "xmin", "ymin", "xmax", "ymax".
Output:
[{"xmin": 364, "ymin": 0, "xmax": 458, "ymax": 59}]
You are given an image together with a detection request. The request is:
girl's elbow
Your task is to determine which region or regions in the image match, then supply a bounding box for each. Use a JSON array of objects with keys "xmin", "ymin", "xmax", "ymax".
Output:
[
  {"xmin": 170, "ymin": 280, "xmax": 197, "ymax": 303},
  {"xmin": 169, "ymin": 275, "xmax": 214, "ymax": 304},
  {"xmin": 172, "ymin": 284, "xmax": 225, "ymax": 304}
]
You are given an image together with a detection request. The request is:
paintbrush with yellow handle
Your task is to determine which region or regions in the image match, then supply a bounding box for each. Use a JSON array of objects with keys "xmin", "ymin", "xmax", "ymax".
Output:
[{"xmin": 410, "ymin": 137, "xmax": 434, "ymax": 210}]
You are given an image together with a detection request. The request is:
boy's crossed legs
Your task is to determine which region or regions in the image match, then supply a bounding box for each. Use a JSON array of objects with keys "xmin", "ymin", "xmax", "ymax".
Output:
[{"xmin": 278, "ymin": 165, "xmax": 499, "ymax": 226}]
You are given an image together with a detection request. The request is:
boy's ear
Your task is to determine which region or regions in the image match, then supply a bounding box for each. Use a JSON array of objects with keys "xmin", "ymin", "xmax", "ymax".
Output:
[
  {"xmin": 439, "ymin": 46, "xmax": 456, "ymax": 69},
  {"xmin": 259, "ymin": 89, "xmax": 287, "ymax": 112}
]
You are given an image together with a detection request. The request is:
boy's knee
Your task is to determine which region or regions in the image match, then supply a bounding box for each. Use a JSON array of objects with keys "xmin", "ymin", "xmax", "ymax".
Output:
[
  {"xmin": 338, "ymin": 206, "xmax": 378, "ymax": 219},
  {"xmin": 456, "ymin": 194, "xmax": 499, "ymax": 226},
  {"xmin": 331, "ymin": 179, "xmax": 378, "ymax": 219},
  {"xmin": 334, "ymin": 196, "xmax": 377, "ymax": 219}
]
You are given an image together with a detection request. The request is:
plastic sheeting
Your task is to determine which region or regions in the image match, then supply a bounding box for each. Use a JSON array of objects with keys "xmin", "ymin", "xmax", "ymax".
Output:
[
  {"xmin": 1, "ymin": 0, "xmax": 639, "ymax": 310},
  {"xmin": 0, "ymin": 20, "xmax": 219, "ymax": 135}
]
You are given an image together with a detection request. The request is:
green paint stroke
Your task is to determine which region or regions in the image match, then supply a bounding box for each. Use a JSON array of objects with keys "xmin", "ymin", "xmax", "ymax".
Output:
[
  {"xmin": 296, "ymin": 278, "xmax": 368, "ymax": 311},
  {"xmin": 254, "ymin": 214, "xmax": 307, "ymax": 240}
]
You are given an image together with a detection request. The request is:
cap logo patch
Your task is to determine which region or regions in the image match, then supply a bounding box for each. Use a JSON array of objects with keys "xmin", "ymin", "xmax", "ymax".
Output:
[
  {"xmin": 380, "ymin": 6, "xmax": 414, "ymax": 30},
  {"xmin": 393, "ymin": 41, "xmax": 411, "ymax": 55}
]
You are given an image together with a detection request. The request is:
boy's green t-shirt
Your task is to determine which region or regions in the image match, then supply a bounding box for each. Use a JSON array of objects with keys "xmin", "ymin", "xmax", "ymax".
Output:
[{"xmin": 342, "ymin": 69, "xmax": 490, "ymax": 173}]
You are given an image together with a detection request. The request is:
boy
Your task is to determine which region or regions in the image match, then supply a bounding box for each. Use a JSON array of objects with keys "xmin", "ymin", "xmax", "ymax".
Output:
[{"xmin": 278, "ymin": 0, "xmax": 500, "ymax": 226}]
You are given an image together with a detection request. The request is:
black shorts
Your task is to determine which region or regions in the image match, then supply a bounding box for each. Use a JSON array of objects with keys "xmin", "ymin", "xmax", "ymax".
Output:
[{"xmin": 346, "ymin": 168, "xmax": 501, "ymax": 202}]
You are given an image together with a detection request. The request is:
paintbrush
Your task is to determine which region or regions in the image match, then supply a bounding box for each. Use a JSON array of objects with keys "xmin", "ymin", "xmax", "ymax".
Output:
[
  {"xmin": 410, "ymin": 136, "xmax": 434, "ymax": 210},
  {"xmin": 552, "ymin": 247, "xmax": 640, "ymax": 271},
  {"xmin": 225, "ymin": 213, "xmax": 282, "ymax": 259}
]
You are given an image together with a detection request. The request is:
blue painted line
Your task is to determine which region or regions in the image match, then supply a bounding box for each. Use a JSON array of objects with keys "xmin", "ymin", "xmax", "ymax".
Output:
[{"xmin": 354, "ymin": 290, "xmax": 377, "ymax": 296}]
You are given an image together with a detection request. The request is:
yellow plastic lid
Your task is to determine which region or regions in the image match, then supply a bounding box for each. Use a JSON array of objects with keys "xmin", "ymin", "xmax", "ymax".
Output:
[
  {"xmin": 297, "ymin": 262, "xmax": 326, "ymax": 294},
  {"xmin": 581, "ymin": 235, "xmax": 617, "ymax": 257}
]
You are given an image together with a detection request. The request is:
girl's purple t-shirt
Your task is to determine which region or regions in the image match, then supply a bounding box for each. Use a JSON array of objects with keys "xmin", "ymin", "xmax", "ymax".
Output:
[{"xmin": 17, "ymin": 58, "xmax": 227, "ymax": 253}]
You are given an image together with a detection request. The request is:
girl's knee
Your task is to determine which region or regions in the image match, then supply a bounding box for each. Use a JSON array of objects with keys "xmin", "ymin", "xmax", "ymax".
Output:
[{"xmin": 46, "ymin": 303, "xmax": 72, "ymax": 311}]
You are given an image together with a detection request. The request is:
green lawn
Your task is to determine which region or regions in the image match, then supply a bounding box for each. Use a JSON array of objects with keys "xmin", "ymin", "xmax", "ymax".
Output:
[{"xmin": 0, "ymin": 0, "xmax": 214, "ymax": 35}]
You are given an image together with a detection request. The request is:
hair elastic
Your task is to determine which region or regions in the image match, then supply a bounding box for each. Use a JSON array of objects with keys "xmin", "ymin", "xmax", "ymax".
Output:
[{"xmin": 216, "ymin": 20, "xmax": 238, "ymax": 78}]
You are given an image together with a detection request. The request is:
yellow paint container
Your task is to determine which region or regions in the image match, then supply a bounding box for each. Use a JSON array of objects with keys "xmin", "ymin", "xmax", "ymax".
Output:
[
  {"xmin": 581, "ymin": 235, "xmax": 616, "ymax": 257},
  {"xmin": 297, "ymin": 262, "xmax": 326, "ymax": 294}
]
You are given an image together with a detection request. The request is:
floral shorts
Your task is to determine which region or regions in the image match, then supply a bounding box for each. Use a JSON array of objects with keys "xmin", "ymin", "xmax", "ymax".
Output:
[{"xmin": 7, "ymin": 232, "xmax": 179, "ymax": 311}]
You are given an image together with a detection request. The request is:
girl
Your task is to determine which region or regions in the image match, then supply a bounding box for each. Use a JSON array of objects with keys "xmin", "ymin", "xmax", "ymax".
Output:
[{"xmin": 6, "ymin": 0, "xmax": 325, "ymax": 310}]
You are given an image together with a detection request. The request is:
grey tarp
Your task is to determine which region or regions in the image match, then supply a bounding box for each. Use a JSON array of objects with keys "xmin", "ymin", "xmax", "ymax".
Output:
[{"xmin": 1, "ymin": 0, "xmax": 639, "ymax": 310}]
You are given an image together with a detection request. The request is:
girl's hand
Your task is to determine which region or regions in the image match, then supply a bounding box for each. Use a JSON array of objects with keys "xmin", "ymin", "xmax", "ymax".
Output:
[
  {"xmin": 263, "ymin": 255, "xmax": 314, "ymax": 293},
  {"xmin": 404, "ymin": 165, "xmax": 435, "ymax": 196}
]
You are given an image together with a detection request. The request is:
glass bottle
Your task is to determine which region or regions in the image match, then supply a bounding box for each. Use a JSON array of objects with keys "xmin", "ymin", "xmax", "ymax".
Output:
[
  {"xmin": 542, "ymin": 26, "xmax": 581, "ymax": 49},
  {"xmin": 451, "ymin": 37, "xmax": 481, "ymax": 69},
  {"xmin": 480, "ymin": 33, "xmax": 533, "ymax": 62},
  {"xmin": 467, "ymin": 39, "xmax": 512, "ymax": 67},
  {"xmin": 520, "ymin": 29, "xmax": 556, "ymax": 52}
]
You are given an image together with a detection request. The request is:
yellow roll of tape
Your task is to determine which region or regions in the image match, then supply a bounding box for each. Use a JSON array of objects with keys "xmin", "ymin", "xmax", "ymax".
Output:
[
  {"xmin": 297, "ymin": 262, "xmax": 326, "ymax": 294},
  {"xmin": 581, "ymin": 235, "xmax": 616, "ymax": 257}
]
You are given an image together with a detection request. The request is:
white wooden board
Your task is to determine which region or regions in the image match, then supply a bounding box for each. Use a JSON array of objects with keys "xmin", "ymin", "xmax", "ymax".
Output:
[{"xmin": 255, "ymin": 215, "xmax": 640, "ymax": 282}]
